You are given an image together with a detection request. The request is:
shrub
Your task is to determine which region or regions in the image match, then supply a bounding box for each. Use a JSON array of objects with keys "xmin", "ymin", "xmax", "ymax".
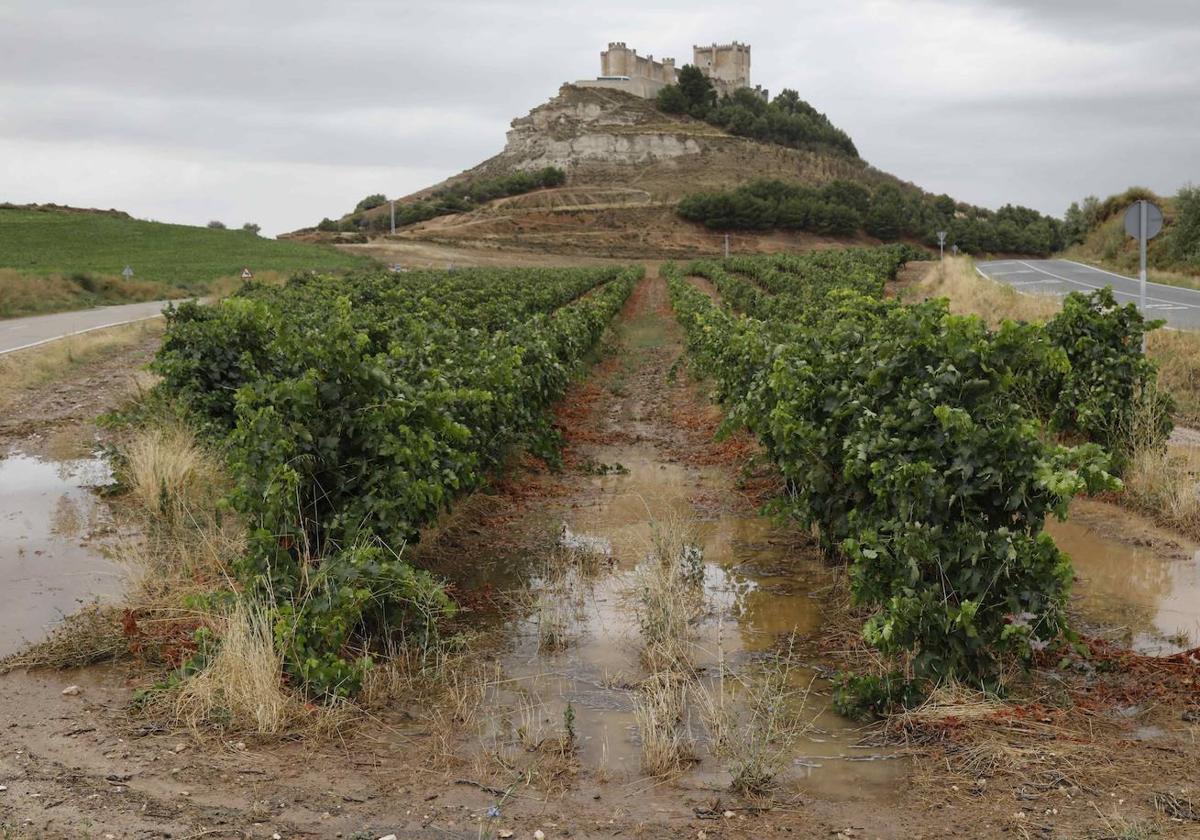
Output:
[
  {"xmin": 1041, "ymin": 288, "xmax": 1173, "ymax": 471},
  {"xmin": 665, "ymin": 250, "xmax": 1122, "ymax": 692},
  {"xmin": 155, "ymin": 265, "xmax": 640, "ymax": 696},
  {"xmin": 206, "ymin": 220, "xmax": 226, "ymax": 230},
  {"xmin": 354, "ymin": 193, "xmax": 387, "ymax": 212}
]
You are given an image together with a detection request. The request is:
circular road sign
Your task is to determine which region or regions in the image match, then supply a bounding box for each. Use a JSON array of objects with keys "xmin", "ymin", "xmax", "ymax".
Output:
[{"xmin": 1124, "ymin": 201, "xmax": 1164, "ymax": 240}]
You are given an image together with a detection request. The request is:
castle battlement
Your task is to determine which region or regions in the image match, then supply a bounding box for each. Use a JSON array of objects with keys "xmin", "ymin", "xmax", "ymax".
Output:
[
  {"xmin": 577, "ymin": 39, "xmax": 761, "ymax": 101},
  {"xmin": 692, "ymin": 41, "xmax": 750, "ymax": 51}
]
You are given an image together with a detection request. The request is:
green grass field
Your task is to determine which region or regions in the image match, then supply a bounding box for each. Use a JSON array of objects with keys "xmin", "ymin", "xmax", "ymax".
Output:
[{"xmin": 0, "ymin": 206, "xmax": 374, "ymax": 316}]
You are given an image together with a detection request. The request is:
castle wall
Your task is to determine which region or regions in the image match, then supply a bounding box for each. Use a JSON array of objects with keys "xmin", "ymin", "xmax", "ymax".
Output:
[
  {"xmin": 576, "ymin": 77, "xmax": 672, "ymax": 99},
  {"xmin": 581, "ymin": 40, "xmax": 758, "ymax": 100}
]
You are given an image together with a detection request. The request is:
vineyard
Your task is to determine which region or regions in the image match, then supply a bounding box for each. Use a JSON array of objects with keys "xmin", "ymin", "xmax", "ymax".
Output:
[
  {"xmin": 666, "ymin": 246, "xmax": 1167, "ymax": 707},
  {"xmin": 154, "ymin": 264, "xmax": 640, "ymax": 695}
]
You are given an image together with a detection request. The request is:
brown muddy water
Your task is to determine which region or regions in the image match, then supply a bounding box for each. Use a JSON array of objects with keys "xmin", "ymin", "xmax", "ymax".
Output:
[
  {"xmin": 0, "ymin": 450, "xmax": 123, "ymax": 658},
  {"xmin": 1050, "ymin": 498, "xmax": 1200, "ymax": 654},
  {"xmin": 489, "ymin": 448, "xmax": 904, "ymax": 801},
  {"xmin": 476, "ymin": 454, "xmax": 1200, "ymax": 800}
]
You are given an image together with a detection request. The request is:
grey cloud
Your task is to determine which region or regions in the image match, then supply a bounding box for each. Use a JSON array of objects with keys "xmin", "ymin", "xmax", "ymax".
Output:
[{"xmin": 2, "ymin": 0, "xmax": 1198, "ymax": 234}]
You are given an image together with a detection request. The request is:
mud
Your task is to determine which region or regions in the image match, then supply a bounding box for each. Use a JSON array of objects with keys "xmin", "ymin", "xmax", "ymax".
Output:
[{"xmin": 0, "ymin": 331, "xmax": 159, "ymax": 457}]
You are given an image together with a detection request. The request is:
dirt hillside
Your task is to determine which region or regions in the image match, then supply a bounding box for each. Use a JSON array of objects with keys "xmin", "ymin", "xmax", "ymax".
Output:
[{"xmin": 293, "ymin": 85, "xmax": 924, "ymax": 257}]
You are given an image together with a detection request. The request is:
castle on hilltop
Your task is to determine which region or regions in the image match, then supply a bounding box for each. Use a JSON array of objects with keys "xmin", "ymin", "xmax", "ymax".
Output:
[{"xmin": 575, "ymin": 41, "xmax": 767, "ymax": 100}]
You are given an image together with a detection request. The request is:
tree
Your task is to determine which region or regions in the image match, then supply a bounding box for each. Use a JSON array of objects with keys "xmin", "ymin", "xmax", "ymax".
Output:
[
  {"xmin": 864, "ymin": 185, "xmax": 905, "ymax": 241},
  {"xmin": 821, "ymin": 181, "xmax": 872, "ymax": 214},
  {"xmin": 676, "ymin": 65, "xmax": 716, "ymax": 114},
  {"xmin": 1168, "ymin": 184, "xmax": 1200, "ymax": 267},
  {"xmin": 656, "ymin": 84, "xmax": 689, "ymax": 114},
  {"xmin": 242, "ymin": 222, "xmax": 261, "ymax": 236},
  {"xmin": 316, "ymin": 217, "xmax": 338, "ymax": 232},
  {"xmin": 206, "ymin": 220, "xmax": 226, "ymax": 229},
  {"xmin": 355, "ymin": 194, "xmax": 387, "ymax": 213}
]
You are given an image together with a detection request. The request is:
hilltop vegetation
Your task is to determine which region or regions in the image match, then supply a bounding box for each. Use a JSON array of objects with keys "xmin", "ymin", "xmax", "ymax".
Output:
[
  {"xmin": 656, "ymin": 67, "xmax": 858, "ymax": 157},
  {"xmin": 1063, "ymin": 185, "xmax": 1200, "ymax": 281},
  {"xmin": 0, "ymin": 204, "xmax": 371, "ymax": 317},
  {"xmin": 678, "ymin": 178, "xmax": 1065, "ymax": 255}
]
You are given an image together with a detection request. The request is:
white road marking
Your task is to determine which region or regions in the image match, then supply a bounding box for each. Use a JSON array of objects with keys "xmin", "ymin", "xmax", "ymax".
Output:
[
  {"xmin": 1014, "ymin": 261, "xmax": 1200, "ymax": 310},
  {"xmin": 1060, "ymin": 258, "xmax": 1200, "ymax": 297},
  {"xmin": 0, "ymin": 313, "xmax": 165, "ymax": 356}
]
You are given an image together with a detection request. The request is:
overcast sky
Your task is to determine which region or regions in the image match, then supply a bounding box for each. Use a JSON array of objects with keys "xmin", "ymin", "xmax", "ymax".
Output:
[{"xmin": 2, "ymin": 0, "xmax": 1197, "ymax": 236}]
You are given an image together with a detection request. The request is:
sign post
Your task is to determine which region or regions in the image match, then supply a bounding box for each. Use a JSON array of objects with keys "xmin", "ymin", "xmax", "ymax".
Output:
[
  {"xmin": 1123, "ymin": 199, "xmax": 1164, "ymax": 349},
  {"xmin": 390, "ymin": 200, "xmax": 396, "ymax": 236},
  {"xmin": 724, "ymin": 233, "xmax": 729, "ymax": 259},
  {"xmin": 936, "ymin": 230, "xmax": 947, "ymax": 261}
]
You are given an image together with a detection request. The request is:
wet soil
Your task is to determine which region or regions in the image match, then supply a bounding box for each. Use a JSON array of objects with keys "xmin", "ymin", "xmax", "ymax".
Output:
[
  {"xmin": 0, "ymin": 332, "xmax": 159, "ymax": 459},
  {"xmin": 1, "ymin": 273, "xmax": 1199, "ymax": 838}
]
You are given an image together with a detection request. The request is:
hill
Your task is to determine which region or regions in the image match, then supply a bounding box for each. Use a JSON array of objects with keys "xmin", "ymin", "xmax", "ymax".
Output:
[
  {"xmin": 295, "ymin": 84, "xmax": 1063, "ymax": 259},
  {"xmin": 0, "ymin": 204, "xmax": 374, "ymax": 318},
  {"xmin": 291, "ymin": 85, "xmax": 920, "ymax": 257},
  {"xmin": 1063, "ymin": 186, "xmax": 1200, "ymax": 286}
]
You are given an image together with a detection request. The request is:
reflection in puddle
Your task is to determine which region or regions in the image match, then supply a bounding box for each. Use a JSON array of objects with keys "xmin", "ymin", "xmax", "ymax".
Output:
[
  {"xmin": 486, "ymin": 453, "xmax": 904, "ymax": 801},
  {"xmin": 0, "ymin": 451, "xmax": 123, "ymax": 658},
  {"xmin": 1049, "ymin": 499, "xmax": 1200, "ymax": 654}
]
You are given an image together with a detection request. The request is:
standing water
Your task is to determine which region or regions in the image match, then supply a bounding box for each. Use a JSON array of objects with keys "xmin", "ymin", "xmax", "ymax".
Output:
[{"xmin": 0, "ymin": 451, "xmax": 123, "ymax": 658}]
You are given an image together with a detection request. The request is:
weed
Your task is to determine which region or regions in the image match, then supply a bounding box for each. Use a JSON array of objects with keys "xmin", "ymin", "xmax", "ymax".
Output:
[
  {"xmin": 634, "ymin": 673, "xmax": 695, "ymax": 776},
  {"xmin": 634, "ymin": 515, "xmax": 704, "ymax": 671},
  {"xmin": 172, "ymin": 598, "xmax": 305, "ymax": 736}
]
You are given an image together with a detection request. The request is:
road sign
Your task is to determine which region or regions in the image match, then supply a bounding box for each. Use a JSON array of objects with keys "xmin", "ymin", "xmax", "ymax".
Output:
[
  {"xmin": 936, "ymin": 230, "xmax": 947, "ymax": 260},
  {"xmin": 122, "ymin": 266, "xmax": 134, "ymax": 279},
  {"xmin": 1124, "ymin": 201, "xmax": 1163, "ymax": 240},
  {"xmin": 241, "ymin": 268, "xmax": 253, "ymax": 280},
  {"xmin": 1124, "ymin": 200, "xmax": 1164, "ymax": 350},
  {"xmin": 951, "ymin": 244, "xmax": 959, "ymax": 256}
]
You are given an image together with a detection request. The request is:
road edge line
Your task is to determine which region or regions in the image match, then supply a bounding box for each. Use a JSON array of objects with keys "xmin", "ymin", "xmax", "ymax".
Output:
[{"xmin": 0, "ymin": 313, "xmax": 165, "ymax": 357}]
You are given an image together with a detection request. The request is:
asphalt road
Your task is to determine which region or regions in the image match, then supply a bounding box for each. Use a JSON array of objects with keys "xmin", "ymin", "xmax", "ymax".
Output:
[
  {"xmin": 974, "ymin": 258, "xmax": 1200, "ymax": 331},
  {"xmin": 0, "ymin": 300, "xmax": 178, "ymax": 356}
]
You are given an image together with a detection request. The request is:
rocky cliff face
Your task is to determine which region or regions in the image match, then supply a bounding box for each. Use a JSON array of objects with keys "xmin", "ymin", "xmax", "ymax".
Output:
[{"xmin": 497, "ymin": 85, "xmax": 707, "ymax": 171}]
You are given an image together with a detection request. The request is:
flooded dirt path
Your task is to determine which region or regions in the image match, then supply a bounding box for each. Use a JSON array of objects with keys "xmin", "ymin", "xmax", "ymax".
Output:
[{"xmin": 473, "ymin": 270, "xmax": 906, "ymax": 803}]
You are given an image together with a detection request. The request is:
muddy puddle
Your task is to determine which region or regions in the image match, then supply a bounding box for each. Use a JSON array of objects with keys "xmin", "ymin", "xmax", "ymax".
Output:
[
  {"xmin": 0, "ymin": 451, "xmax": 123, "ymax": 658},
  {"xmin": 1050, "ymin": 498, "xmax": 1200, "ymax": 654},
  {"xmin": 482, "ymin": 450, "xmax": 904, "ymax": 802}
]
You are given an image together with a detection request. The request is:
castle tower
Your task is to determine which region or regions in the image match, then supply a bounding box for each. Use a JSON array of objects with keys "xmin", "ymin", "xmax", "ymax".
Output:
[
  {"xmin": 692, "ymin": 41, "xmax": 751, "ymax": 94},
  {"xmin": 601, "ymin": 42, "xmax": 635, "ymax": 77}
]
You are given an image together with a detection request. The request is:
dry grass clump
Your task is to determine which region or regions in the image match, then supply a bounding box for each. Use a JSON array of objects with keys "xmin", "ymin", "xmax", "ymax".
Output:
[
  {"xmin": 633, "ymin": 515, "xmax": 705, "ymax": 671},
  {"xmin": 1147, "ymin": 328, "xmax": 1200, "ymax": 426},
  {"xmin": 0, "ymin": 319, "xmax": 163, "ymax": 399},
  {"xmin": 121, "ymin": 423, "xmax": 226, "ymax": 520},
  {"xmin": 886, "ymin": 683, "xmax": 1118, "ymax": 788},
  {"xmin": 0, "ymin": 606, "xmax": 129, "ymax": 674},
  {"xmin": 173, "ymin": 599, "xmax": 306, "ymax": 736},
  {"xmin": 1118, "ymin": 387, "xmax": 1200, "ymax": 537},
  {"xmin": 634, "ymin": 673, "xmax": 695, "ymax": 776},
  {"xmin": 908, "ymin": 257, "xmax": 1061, "ymax": 327},
  {"xmin": 695, "ymin": 635, "xmax": 811, "ymax": 796}
]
